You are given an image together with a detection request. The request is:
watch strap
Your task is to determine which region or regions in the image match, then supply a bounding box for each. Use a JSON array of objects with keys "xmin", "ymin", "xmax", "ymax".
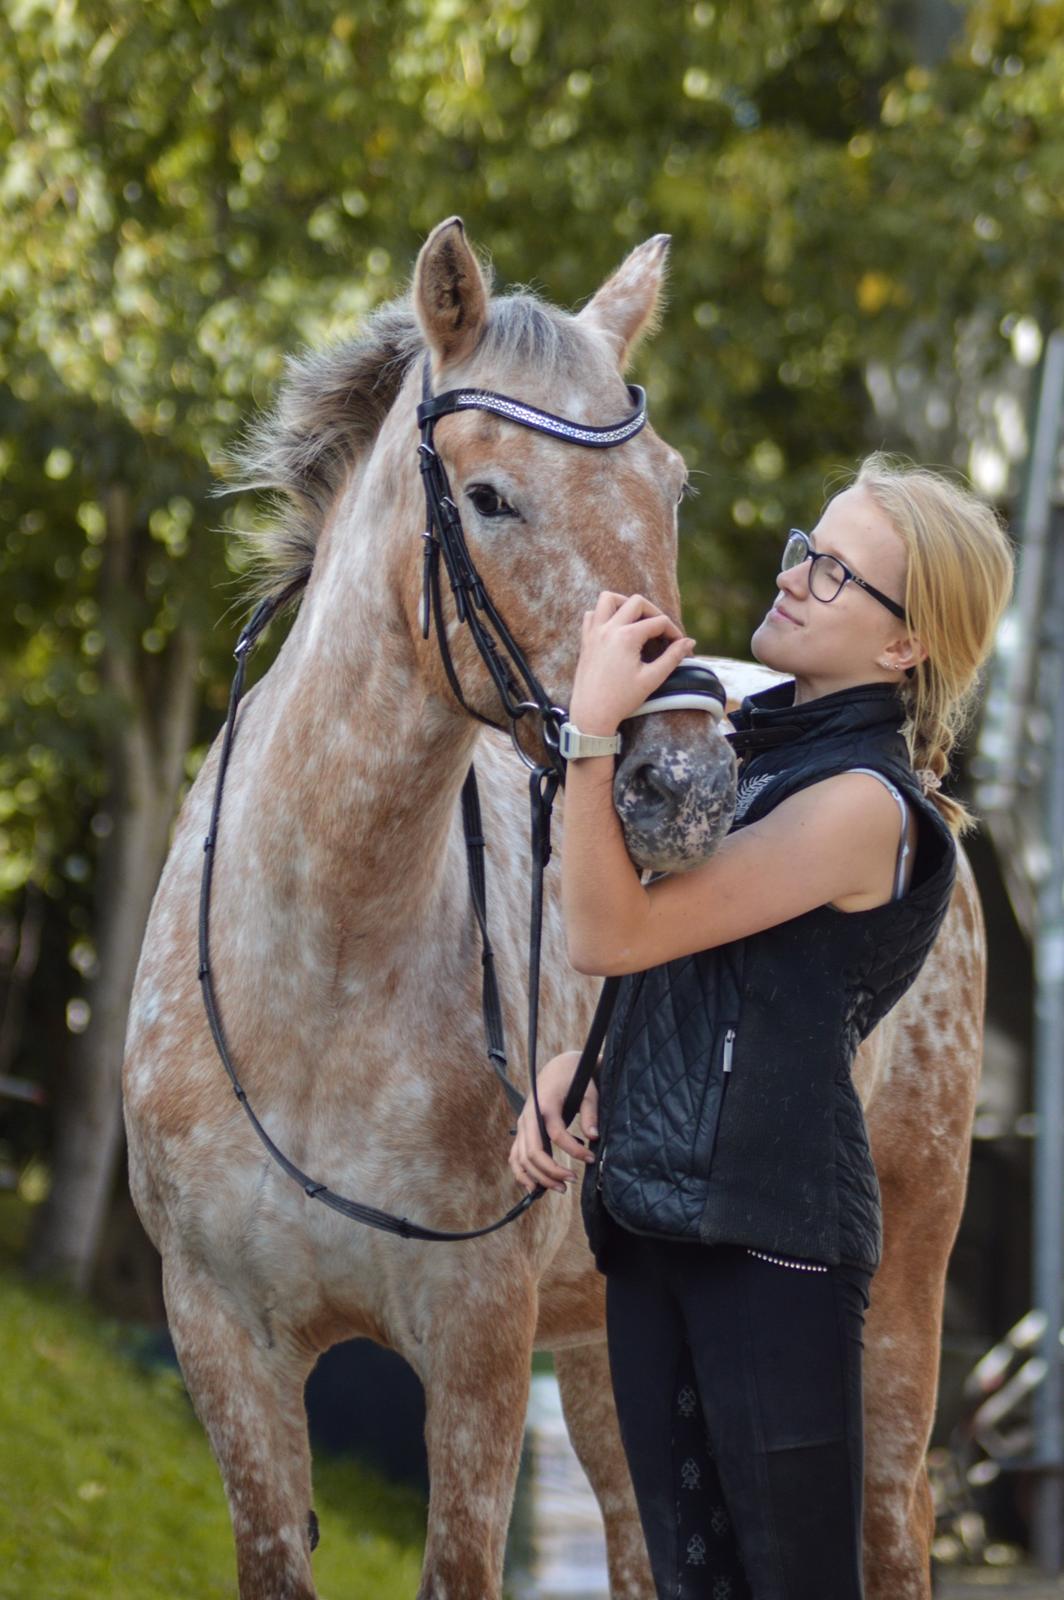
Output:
[{"xmin": 559, "ymin": 721, "xmax": 622, "ymax": 760}]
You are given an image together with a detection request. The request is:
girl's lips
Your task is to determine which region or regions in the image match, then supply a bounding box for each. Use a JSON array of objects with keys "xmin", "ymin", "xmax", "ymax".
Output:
[{"xmin": 769, "ymin": 604, "xmax": 801, "ymax": 625}]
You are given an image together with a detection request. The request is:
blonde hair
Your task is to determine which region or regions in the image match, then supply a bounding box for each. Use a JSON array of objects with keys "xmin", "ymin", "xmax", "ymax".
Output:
[{"xmin": 841, "ymin": 452, "xmax": 1016, "ymax": 837}]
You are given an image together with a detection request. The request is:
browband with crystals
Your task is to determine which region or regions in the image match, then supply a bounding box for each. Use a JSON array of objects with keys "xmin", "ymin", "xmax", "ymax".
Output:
[{"xmin": 417, "ymin": 383, "xmax": 648, "ymax": 448}]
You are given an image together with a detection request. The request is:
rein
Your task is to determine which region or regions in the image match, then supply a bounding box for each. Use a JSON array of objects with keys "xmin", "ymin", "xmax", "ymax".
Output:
[
  {"xmin": 197, "ymin": 356, "xmax": 724, "ymax": 1242},
  {"xmin": 198, "ymin": 590, "xmax": 555, "ymax": 1240}
]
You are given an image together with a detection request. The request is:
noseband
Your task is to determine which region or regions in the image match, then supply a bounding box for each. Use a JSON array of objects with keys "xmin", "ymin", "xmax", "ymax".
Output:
[{"xmin": 198, "ymin": 353, "xmax": 726, "ymax": 1243}]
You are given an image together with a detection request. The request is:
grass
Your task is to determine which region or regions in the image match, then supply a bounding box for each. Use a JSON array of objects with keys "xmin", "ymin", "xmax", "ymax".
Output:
[{"xmin": 0, "ymin": 1196, "xmax": 425, "ymax": 1600}]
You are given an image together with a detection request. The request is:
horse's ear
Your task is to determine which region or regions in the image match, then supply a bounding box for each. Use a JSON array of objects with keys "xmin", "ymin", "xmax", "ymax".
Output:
[
  {"xmin": 575, "ymin": 234, "xmax": 671, "ymax": 371},
  {"xmin": 413, "ymin": 217, "xmax": 489, "ymax": 369}
]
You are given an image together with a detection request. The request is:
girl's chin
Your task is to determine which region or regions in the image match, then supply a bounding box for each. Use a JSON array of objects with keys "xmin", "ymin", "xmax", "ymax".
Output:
[{"xmin": 750, "ymin": 622, "xmax": 789, "ymax": 667}]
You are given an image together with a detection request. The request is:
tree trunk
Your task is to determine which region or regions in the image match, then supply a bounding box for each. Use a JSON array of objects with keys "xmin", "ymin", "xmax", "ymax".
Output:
[
  {"xmin": 27, "ymin": 486, "xmax": 201, "ymax": 1290},
  {"xmin": 28, "ymin": 787, "xmax": 169, "ymax": 1285},
  {"xmin": 0, "ymin": 881, "xmax": 45, "ymax": 1080}
]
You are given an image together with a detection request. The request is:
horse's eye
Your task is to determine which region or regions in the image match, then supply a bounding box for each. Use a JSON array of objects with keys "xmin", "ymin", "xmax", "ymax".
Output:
[{"xmin": 467, "ymin": 483, "xmax": 517, "ymax": 519}]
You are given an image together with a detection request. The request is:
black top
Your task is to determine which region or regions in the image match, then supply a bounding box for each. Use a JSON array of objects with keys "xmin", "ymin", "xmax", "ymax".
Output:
[{"xmin": 582, "ymin": 677, "xmax": 957, "ymax": 1272}]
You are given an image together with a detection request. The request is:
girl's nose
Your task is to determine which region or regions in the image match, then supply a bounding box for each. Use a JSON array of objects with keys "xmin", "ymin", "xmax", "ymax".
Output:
[{"xmin": 776, "ymin": 558, "xmax": 809, "ymax": 598}]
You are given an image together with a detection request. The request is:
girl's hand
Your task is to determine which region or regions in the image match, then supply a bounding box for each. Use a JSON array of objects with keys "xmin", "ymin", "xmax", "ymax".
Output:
[
  {"xmin": 569, "ymin": 591, "xmax": 696, "ymax": 736},
  {"xmin": 509, "ymin": 1050, "xmax": 600, "ymax": 1195}
]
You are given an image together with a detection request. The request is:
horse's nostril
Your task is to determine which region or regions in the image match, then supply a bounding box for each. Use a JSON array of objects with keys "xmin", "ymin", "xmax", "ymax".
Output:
[{"xmin": 631, "ymin": 763, "xmax": 683, "ymax": 813}]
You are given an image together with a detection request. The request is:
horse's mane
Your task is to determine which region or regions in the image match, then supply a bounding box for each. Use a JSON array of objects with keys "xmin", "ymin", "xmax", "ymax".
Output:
[{"xmin": 225, "ymin": 275, "xmax": 588, "ymax": 607}]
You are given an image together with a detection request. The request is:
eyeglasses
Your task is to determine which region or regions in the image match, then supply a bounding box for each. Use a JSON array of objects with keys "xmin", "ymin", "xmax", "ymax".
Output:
[{"xmin": 781, "ymin": 529, "xmax": 907, "ymax": 622}]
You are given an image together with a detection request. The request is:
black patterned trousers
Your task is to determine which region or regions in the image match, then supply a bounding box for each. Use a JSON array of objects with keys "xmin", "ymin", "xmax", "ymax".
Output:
[{"xmin": 602, "ymin": 1214, "xmax": 874, "ymax": 1600}]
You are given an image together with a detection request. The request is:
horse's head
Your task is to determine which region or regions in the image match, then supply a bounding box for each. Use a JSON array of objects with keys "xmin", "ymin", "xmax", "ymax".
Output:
[
  {"xmin": 406, "ymin": 217, "xmax": 735, "ymax": 871},
  {"xmin": 232, "ymin": 216, "xmax": 735, "ymax": 872}
]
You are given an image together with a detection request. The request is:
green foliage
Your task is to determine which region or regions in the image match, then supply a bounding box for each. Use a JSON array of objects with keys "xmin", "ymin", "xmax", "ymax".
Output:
[
  {"xmin": 0, "ymin": 0, "xmax": 1060, "ymax": 1122},
  {"xmin": 0, "ymin": 1198, "xmax": 425, "ymax": 1599}
]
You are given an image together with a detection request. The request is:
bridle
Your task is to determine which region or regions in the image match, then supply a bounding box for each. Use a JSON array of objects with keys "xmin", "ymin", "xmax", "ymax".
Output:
[
  {"xmin": 198, "ymin": 352, "xmax": 726, "ymax": 1242},
  {"xmin": 415, "ymin": 351, "xmax": 648, "ymax": 769}
]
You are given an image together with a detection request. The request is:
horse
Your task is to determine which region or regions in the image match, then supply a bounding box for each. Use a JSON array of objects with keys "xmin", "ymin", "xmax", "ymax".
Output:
[
  {"xmin": 124, "ymin": 217, "xmax": 732, "ymax": 1598},
  {"xmin": 123, "ymin": 218, "xmax": 986, "ymax": 1600}
]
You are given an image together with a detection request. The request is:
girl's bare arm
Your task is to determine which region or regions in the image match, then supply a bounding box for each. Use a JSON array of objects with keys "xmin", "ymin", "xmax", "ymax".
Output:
[{"xmin": 562, "ymin": 766, "xmax": 910, "ymax": 976}]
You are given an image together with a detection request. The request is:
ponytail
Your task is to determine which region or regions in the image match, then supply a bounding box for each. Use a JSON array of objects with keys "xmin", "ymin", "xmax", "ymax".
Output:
[
  {"xmin": 848, "ymin": 454, "xmax": 1016, "ymax": 838},
  {"xmin": 902, "ymin": 676, "xmax": 979, "ymax": 837}
]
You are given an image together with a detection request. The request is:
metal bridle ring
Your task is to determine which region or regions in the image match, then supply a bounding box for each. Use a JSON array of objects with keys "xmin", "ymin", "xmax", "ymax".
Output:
[
  {"xmin": 509, "ymin": 722, "xmax": 539, "ymax": 772},
  {"xmin": 508, "ymin": 703, "xmax": 567, "ymax": 773},
  {"xmin": 539, "ymin": 708, "xmax": 569, "ymax": 753}
]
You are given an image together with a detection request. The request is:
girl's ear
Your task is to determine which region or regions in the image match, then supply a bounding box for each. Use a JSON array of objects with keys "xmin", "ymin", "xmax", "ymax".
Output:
[{"xmin": 878, "ymin": 633, "xmax": 927, "ymax": 675}]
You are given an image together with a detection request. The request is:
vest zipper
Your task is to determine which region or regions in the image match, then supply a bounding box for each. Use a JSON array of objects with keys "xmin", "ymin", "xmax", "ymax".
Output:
[
  {"xmin": 723, "ymin": 1027, "xmax": 736, "ymax": 1073},
  {"xmin": 701, "ymin": 1023, "xmax": 738, "ymax": 1182}
]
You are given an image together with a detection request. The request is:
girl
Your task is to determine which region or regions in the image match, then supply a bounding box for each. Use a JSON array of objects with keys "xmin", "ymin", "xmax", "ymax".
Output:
[{"xmin": 509, "ymin": 454, "xmax": 1014, "ymax": 1599}]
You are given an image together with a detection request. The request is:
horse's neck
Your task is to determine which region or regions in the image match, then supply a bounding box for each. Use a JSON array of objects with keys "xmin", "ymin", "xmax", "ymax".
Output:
[{"xmin": 227, "ymin": 452, "xmax": 481, "ymax": 958}]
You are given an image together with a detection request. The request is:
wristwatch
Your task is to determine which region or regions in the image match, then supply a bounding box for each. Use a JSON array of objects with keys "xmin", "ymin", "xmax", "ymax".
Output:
[{"xmin": 559, "ymin": 721, "xmax": 622, "ymax": 760}]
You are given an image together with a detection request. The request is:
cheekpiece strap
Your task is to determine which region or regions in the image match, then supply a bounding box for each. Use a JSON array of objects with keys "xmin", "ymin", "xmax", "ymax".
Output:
[{"xmin": 417, "ymin": 383, "xmax": 647, "ymax": 449}]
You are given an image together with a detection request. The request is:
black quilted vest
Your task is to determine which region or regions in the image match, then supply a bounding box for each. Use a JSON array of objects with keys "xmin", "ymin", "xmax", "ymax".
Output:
[{"xmin": 582, "ymin": 676, "xmax": 957, "ymax": 1273}]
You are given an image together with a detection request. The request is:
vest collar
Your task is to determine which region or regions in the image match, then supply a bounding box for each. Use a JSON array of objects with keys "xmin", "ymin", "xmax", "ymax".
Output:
[{"xmin": 725, "ymin": 677, "xmax": 906, "ymax": 759}]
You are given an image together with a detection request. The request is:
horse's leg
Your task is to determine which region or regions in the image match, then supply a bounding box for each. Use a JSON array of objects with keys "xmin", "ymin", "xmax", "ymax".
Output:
[
  {"xmin": 863, "ymin": 1046, "xmax": 980, "ymax": 1592},
  {"xmin": 164, "ymin": 1258, "xmax": 318, "ymax": 1600},
  {"xmin": 555, "ymin": 1340, "xmax": 655, "ymax": 1599},
  {"xmin": 861, "ymin": 873, "xmax": 984, "ymax": 1599},
  {"xmin": 862, "ymin": 1185, "xmax": 953, "ymax": 1600},
  {"xmin": 414, "ymin": 1283, "xmax": 536, "ymax": 1600}
]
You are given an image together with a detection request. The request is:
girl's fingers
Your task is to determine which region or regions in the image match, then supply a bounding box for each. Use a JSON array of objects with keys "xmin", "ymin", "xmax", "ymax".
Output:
[
  {"xmin": 524, "ymin": 1146, "xmax": 574, "ymax": 1190},
  {"xmin": 667, "ymin": 634, "xmax": 697, "ymax": 664},
  {"xmin": 593, "ymin": 590, "xmax": 676, "ymax": 629},
  {"xmin": 509, "ymin": 1052, "xmax": 591, "ymax": 1190},
  {"xmin": 611, "ymin": 591, "xmax": 652, "ymax": 617},
  {"xmin": 593, "ymin": 590, "xmax": 630, "ymax": 620},
  {"xmin": 638, "ymin": 635, "xmax": 696, "ymax": 683},
  {"xmin": 510, "ymin": 1121, "xmax": 542, "ymax": 1185},
  {"xmin": 510, "ymin": 1111, "xmax": 582, "ymax": 1191},
  {"xmin": 546, "ymin": 1122, "xmax": 593, "ymax": 1164},
  {"xmin": 625, "ymin": 613, "xmax": 685, "ymax": 643},
  {"xmin": 591, "ymin": 590, "xmax": 686, "ymax": 632},
  {"xmin": 509, "ymin": 1131, "xmax": 540, "ymax": 1192},
  {"xmin": 577, "ymin": 1083, "xmax": 599, "ymax": 1140},
  {"xmin": 611, "ymin": 591, "xmax": 675, "ymax": 624}
]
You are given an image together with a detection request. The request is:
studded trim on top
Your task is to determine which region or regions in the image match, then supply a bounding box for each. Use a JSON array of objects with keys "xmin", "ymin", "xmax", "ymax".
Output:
[
  {"xmin": 746, "ymin": 1248, "xmax": 829, "ymax": 1273},
  {"xmin": 420, "ymin": 386, "xmax": 648, "ymax": 448}
]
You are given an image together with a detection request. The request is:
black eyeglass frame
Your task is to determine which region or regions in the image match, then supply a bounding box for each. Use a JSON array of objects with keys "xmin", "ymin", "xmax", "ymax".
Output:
[{"xmin": 783, "ymin": 529, "xmax": 907, "ymax": 622}]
